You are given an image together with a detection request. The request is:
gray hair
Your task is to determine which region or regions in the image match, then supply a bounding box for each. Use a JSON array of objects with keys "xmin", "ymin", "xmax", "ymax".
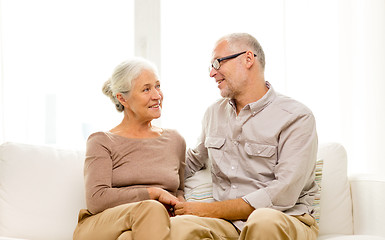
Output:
[
  {"xmin": 102, "ymin": 57, "xmax": 159, "ymax": 112},
  {"xmin": 217, "ymin": 33, "xmax": 266, "ymax": 70}
]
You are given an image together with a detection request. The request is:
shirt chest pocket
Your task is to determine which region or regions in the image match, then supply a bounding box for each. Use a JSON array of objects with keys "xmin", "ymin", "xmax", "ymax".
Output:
[
  {"xmin": 244, "ymin": 143, "xmax": 276, "ymax": 158},
  {"xmin": 244, "ymin": 143, "xmax": 278, "ymax": 178},
  {"xmin": 204, "ymin": 137, "xmax": 225, "ymax": 173}
]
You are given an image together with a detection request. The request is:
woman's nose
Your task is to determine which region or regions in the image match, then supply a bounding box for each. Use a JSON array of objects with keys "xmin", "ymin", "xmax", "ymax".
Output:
[{"xmin": 152, "ymin": 89, "xmax": 162, "ymax": 100}]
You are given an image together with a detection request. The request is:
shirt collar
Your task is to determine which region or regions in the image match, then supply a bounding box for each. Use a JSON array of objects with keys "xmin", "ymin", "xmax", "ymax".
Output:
[{"xmin": 228, "ymin": 81, "xmax": 276, "ymax": 115}]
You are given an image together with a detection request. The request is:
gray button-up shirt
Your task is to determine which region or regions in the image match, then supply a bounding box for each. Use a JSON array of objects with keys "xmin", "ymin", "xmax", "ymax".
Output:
[{"xmin": 186, "ymin": 82, "xmax": 319, "ymax": 230}]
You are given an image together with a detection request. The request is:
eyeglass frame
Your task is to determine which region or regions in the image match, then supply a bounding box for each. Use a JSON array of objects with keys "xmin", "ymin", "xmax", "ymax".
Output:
[{"xmin": 209, "ymin": 51, "xmax": 257, "ymax": 72}]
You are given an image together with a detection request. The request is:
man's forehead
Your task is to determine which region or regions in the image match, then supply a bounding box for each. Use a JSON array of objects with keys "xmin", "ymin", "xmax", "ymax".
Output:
[{"xmin": 211, "ymin": 40, "xmax": 229, "ymax": 59}]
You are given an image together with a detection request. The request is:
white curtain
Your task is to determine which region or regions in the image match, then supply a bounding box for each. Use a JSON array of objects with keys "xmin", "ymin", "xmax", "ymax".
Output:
[
  {"xmin": 1, "ymin": 0, "xmax": 384, "ymax": 175},
  {"xmin": 160, "ymin": 0, "xmax": 385, "ymax": 176},
  {"xmin": 0, "ymin": 0, "xmax": 134, "ymax": 147}
]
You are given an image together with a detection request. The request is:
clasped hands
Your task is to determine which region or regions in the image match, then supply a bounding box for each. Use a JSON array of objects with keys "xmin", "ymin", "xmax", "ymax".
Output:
[{"xmin": 147, "ymin": 187, "xmax": 212, "ymax": 217}]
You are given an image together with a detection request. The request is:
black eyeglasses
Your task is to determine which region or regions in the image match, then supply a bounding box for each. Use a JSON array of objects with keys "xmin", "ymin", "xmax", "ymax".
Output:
[{"xmin": 209, "ymin": 51, "xmax": 256, "ymax": 72}]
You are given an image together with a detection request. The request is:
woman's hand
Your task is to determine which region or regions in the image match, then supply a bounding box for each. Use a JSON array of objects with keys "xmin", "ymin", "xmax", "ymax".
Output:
[
  {"xmin": 147, "ymin": 187, "xmax": 179, "ymax": 206},
  {"xmin": 147, "ymin": 187, "xmax": 180, "ymax": 216},
  {"xmin": 177, "ymin": 195, "xmax": 186, "ymax": 202}
]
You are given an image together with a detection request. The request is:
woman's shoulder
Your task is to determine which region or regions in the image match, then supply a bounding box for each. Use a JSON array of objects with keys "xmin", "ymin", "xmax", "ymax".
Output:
[
  {"xmin": 163, "ymin": 128, "xmax": 182, "ymax": 137},
  {"xmin": 162, "ymin": 128, "xmax": 185, "ymax": 142},
  {"xmin": 87, "ymin": 131, "xmax": 110, "ymax": 141},
  {"xmin": 86, "ymin": 131, "xmax": 118, "ymax": 148}
]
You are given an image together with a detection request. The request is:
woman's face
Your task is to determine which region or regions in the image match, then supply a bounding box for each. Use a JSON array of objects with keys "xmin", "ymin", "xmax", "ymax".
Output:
[{"xmin": 124, "ymin": 70, "xmax": 163, "ymax": 122}]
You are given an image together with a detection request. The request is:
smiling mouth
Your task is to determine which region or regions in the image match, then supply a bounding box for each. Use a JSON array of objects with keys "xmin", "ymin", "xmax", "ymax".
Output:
[
  {"xmin": 217, "ymin": 79, "xmax": 224, "ymax": 85},
  {"xmin": 149, "ymin": 104, "xmax": 160, "ymax": 108}
]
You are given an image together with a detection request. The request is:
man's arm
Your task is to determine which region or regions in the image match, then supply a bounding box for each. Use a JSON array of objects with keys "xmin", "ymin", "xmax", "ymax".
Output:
[{"xmin": 174, "ymin": 198, "xmax": 254, "ymax": 220}]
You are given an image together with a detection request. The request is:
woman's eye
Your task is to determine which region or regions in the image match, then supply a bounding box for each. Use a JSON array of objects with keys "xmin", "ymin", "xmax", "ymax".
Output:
[
  {"xmin": 143, "ymin": 88, "xmax": 150, "ymax": 92},
  {"xmin": 155, "ymin": 84, "xmax": 161, "ymax": 89}
]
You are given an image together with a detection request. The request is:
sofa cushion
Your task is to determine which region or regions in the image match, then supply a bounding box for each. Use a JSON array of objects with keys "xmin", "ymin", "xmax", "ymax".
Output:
[
  {"xmin": 317, "ymin": 142, "xmax": 353, "ymax": 236},
  {"xmin": 184, "ymin": 166, "xmax": 213, "ymax": 203},
  {"xmin": 0, "ymin": 142, "xmax": 86, "ymax": 240},
  {"xmin": 312, "ymin": 158, "xmax": 323, "ymax": 224}
]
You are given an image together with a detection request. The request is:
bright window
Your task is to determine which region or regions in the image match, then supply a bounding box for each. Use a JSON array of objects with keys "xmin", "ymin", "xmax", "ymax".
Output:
[
  {"xmin": 160, "ymin": 0, "xmax": 286, "ymax": 147},
  {"xmin": 1, "ymin": 0, "xmax": 385, "ymax": 176},
  {"xmin": 1, "ymin": 0, "xmax": 134, "ymax": 148}
]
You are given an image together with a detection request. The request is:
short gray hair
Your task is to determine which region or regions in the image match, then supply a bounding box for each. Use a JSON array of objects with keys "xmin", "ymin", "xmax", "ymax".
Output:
[
  {"xmin": 218, "ymin": 33, "xmax": 266, "ymax": 70},
  {"xmin": 102, "ymin": 57, "xmax": 159, "ymax": 112}
]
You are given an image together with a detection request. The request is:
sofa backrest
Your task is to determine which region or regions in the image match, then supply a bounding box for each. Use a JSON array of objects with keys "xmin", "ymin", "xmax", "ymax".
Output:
[
  {"xmin": 0, "ymin": 141, "xmax": 355, "ymax": 239},
  {"xmin": 0, "ymin": 142, "xmax": 86, "ymax": 240},
  {"xmin": 317, "ymin": 142, "xmax": 353, "ymax": 235}
]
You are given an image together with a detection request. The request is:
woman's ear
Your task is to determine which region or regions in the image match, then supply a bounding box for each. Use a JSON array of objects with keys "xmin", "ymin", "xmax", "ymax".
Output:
[{"xmin": 116, "ymin": 93, "xmax": 127, "ymax": 106}]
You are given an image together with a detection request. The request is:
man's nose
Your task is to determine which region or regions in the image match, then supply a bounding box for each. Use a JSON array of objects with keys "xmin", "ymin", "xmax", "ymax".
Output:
[{"xmin": 209, "ymin": 67, "xmax": 218, "ymax": 78}]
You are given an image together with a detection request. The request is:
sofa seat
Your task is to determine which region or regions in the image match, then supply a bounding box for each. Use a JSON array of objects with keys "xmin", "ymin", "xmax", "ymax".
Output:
[{"xmin": 1, "ymin": 142, "xmax": 385, "ymax": 240}]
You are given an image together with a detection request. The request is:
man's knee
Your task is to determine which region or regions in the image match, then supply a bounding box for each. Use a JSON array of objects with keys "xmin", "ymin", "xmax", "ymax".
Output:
[
  {"xmin": 171, "ymin": 215, "xmax": 197, "ymax": 239},
  {"xmin": 171, "ymin": 215, "xmax": 239, "ymax": 240},
  {"xmin": 244, "ymin": 208, "xmax": 288, "ymax": 233},
  {"xmin": 170, "ymin": 215, "xmax": 202, "ymax": 234},
  {"xmin": 171, "ymin": 215, "xmax": 216, "ymax": 239}
]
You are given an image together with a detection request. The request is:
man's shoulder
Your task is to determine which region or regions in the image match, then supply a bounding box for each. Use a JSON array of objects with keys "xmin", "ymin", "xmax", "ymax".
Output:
[
  {"xmin": 207, "ymin": 98, "xmax": 231, "ymax": 110},
  {"xmin": 273, "ymin": 93, "xmax": 313, "ymax": 116},
  {"xmin": 201, "ymin": 98, "xmax": 231, "ymax": 123}
]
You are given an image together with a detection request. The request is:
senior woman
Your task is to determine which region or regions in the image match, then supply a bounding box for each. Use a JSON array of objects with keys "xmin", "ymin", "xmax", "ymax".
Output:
[{"xmin": 73, "ymin": 58, "xmax": 186, "ymax": 240}]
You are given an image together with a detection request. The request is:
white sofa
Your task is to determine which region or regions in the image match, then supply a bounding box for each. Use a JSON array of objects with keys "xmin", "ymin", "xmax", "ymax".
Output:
[{"xmin": 0, "ymin": 142, "xmax": 384, "ymax": 240}]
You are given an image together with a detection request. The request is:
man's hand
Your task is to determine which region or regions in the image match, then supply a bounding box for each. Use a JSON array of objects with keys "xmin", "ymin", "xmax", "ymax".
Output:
[
  {"xmin": 174, "ymin": 202, "xmax": 215, "ymax": 217},
  {"xmin": 174, "ymin": 198, "xmax": 255, "ymax": 220}
]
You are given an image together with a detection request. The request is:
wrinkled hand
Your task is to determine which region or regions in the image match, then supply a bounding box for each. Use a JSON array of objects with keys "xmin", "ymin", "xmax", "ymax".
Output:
[
  {"xmin": 174, "ymin": 201, "xmax": 213, "ymax": 217},
  {"xmin": 147, "ymin": 187, "xmax": 180, "ymax": 217},
  {"xmin": 147, "ymin": 187, "xmax": 179, "ymax": 206}
]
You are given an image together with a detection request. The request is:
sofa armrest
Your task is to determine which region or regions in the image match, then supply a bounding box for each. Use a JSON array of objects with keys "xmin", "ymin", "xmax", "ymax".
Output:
[{"xmin": 349, "ymin": 174, "xmax": 385, "ymax": 237}]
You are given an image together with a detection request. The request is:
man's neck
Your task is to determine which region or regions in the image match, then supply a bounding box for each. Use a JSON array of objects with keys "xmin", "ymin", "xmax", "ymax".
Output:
[{"xmin": 234, "ymin": 80, "xmax": 268, "ymax": 114}]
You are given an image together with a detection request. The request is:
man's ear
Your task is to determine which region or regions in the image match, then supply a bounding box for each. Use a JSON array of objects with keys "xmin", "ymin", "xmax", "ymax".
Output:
[{"xmin": 245, "ymin": 51, "xmax": 255, "ymax": 69}]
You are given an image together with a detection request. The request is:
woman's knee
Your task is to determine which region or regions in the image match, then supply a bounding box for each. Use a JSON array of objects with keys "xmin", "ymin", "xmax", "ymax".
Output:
[
  {"xmin": 139, "ymin": 199, "xmax": 165, "ymax": 208},
  {"xmin": 137, "ymin": 199, "xmax": 169, "ymax": 216}
]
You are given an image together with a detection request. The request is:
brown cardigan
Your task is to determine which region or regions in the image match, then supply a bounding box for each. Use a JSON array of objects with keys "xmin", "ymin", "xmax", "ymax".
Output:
[{"xmin": 84, "ymin": 129, "xmax": 186, "ymax": 214}]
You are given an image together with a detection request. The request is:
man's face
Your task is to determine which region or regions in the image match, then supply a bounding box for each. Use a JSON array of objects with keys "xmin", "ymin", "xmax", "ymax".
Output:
[{"xmin": 209, "ymin": 41, "xmax": 246, "ymax": 99}]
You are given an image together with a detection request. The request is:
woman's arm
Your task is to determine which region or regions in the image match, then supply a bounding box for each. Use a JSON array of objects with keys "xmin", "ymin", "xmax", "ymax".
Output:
[{"xmin": 84, "ymin": 134, "xmax": 151, "ymax": 214}]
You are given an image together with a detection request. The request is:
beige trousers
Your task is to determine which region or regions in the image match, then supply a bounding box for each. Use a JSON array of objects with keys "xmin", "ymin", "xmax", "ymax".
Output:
[
  {"xmin": 73, "ymin": 200, "xmax": 171, "ymax": 240},
  {"xmin": 170, "ymin": 208, "xmax": 319, "ymax": 240}
]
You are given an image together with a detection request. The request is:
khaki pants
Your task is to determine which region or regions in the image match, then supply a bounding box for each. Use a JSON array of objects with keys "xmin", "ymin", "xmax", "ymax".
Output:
[
  {"xmin": 73, "ymin": 200, "xmax": 171, "ymax": 240},
  {"xmin": 170, "ymin": 208, "xmax": 319, "ymax": 240}
]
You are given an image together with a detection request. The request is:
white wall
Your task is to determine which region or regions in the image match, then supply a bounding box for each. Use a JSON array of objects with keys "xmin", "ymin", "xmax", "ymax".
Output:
[
  {"xmin": 339, "ymin": 0, "xmax": 385, "ymax": 174},
  {"xmin": 0, "ymin": 0, "xmax": 384, "ymax": 175},
  {"xmin": 159, "ymin": 0, "xmax": 385, "ymax": 176},
  {"xmin": 0, "ymin": 0, "xmax": 134, "ymax": 148},
  {"xmin": 0, "ymin": 0, "xmax": 4, "ymax": 144}
]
